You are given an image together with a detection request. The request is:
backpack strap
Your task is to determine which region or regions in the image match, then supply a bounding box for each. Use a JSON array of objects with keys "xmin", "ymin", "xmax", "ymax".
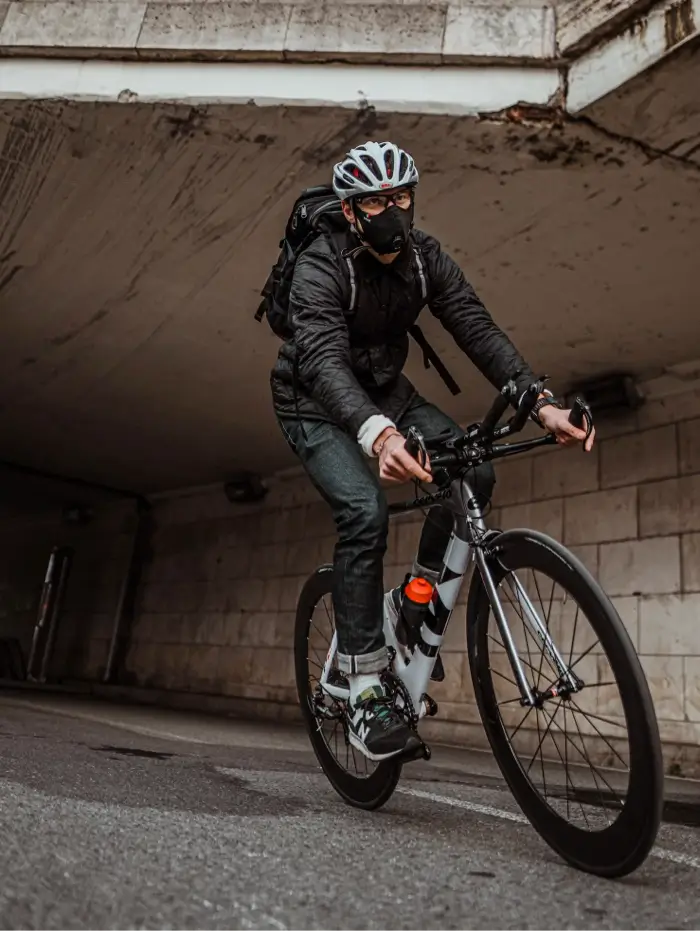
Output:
[
  {"xmin": 413, "ymin": 246, "xmax": 428, "ymax": 301},
  {"xmin": 409, "ymin": 245, "xmax": 461, "ymax": 396},
  {"xmin": 408, "ymin": 323, "xmax": 461, "ymax": 396},
  {"xmin": 341, "ymin": 243, "xmax": 367, "ymax": 313}
]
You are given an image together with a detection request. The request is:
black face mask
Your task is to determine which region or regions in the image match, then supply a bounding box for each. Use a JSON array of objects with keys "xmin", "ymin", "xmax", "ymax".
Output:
[{"xmin": 354, "ymin": 201, "xmax": 414, "ymax": 255}]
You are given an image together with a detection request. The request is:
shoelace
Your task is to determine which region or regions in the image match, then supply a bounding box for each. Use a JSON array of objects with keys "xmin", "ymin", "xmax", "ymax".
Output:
[{"xmin": 358, "ymin": 696, "xmax": 396, "ymax": 731}]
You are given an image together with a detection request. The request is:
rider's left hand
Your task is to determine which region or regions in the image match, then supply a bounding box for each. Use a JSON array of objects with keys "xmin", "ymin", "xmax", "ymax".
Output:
[{"xmin": 539, "ymin": 405, "xmax": 596, "ymax": 452}]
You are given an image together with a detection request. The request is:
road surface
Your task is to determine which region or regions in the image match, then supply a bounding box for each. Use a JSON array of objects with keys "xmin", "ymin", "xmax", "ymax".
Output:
[{"xmin": 0, "ymin": 692, "xmax": 698, "ymax": 930}]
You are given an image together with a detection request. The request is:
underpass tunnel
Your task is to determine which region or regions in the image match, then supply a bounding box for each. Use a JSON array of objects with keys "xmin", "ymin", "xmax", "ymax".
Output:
[{"xmin": 0, "ymin": 28, "xmax": 698, "ymax": 766}]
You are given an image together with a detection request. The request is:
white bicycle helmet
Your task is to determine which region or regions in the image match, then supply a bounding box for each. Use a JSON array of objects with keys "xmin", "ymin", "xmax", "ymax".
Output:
[{"xmin": 332, "ymin": 141, "xmax": 419, "ymax": 200}]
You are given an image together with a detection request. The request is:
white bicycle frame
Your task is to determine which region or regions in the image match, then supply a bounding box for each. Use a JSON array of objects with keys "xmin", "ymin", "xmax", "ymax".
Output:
[{"xmin": 317, "ymin": 472, "xmax": 580, "ymax": 715}]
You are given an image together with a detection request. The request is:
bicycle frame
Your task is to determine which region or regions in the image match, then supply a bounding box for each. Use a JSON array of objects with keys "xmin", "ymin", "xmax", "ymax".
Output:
[
  {"xmin": 318, "ymin": 471, "xmax": 580, "ymax": 718},
  {"xmin": 316, "ymin": 378, "xmax": 594, "ymax": 716}
]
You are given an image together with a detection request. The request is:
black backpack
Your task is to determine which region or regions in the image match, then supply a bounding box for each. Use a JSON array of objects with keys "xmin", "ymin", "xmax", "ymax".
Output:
[{"xmin": 255, "ymin": 185, "xmax": 461, "ymax": 395}]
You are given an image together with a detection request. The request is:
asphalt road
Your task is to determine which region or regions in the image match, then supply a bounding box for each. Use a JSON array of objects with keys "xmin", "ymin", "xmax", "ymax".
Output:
[{"xmin": 0, "ymin": 693, "xmax": 699, "ymax": 930}]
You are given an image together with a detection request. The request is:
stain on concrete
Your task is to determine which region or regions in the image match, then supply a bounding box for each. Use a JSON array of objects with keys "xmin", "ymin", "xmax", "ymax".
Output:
[
  {"xmin": 0, "ymin": 263, "xmax": 22, "ymax": 292},
  {"xmin": 665, "ymin": 0, "xmax": 695, "ymax": 50},
  {"xmin": 165, "ymin": 107, "xmax": 204, "ymax": 140},
  {"xmin": 627, "ymin": 12, "xmax": 649, "ymax": 40},
  {"xmin": 49, "ymin": 308, "xmax": 110, "ymax": 348}
]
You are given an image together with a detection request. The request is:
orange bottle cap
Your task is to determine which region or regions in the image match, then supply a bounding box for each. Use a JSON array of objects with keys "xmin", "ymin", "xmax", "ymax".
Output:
[{"xmin": 405, "ymin": 577, "xmax": 433, "ymax": 604}]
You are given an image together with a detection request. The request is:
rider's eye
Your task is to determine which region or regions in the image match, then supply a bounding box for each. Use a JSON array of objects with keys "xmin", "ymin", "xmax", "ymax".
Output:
[
  {"xmin": 395, "ymin": 191, "xmax": 411, "ymax": 207},
  {"xmin": 359, "ymin": 197, "xmax": 384, "ymax": 210}
]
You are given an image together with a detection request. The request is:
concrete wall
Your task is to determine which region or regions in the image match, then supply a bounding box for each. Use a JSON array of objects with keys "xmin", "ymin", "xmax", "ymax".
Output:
[{"xmin": 119, "ymin": 379, "xmax": 700, "ymax": 775}]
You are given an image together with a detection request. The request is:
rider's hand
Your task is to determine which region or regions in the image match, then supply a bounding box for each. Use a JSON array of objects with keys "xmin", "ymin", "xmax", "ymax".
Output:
[
  {"xmin": 539, "ymin": 404, "xmax": 596, "ymax": 452},
  {"xmin": 374, "ymin": 429, "xmax": 432, "ymax": 484}
]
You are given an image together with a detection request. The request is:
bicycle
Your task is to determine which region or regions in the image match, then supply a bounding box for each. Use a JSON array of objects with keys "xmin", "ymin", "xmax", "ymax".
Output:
[{"xmin": 294, "ymin": 378, "xmax": 664, "ymax": 878}]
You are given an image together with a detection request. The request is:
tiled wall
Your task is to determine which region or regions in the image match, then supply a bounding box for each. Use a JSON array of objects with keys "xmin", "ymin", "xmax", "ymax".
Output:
[{"xmin": 121, "ymin": 383, "xmax": 700, "ymax": 773}]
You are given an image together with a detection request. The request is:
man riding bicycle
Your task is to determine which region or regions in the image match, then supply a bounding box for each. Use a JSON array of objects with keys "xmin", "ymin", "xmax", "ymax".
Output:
[{"xmin": 272, "ymin": 141, "xmax": 595, "ymax": 762}]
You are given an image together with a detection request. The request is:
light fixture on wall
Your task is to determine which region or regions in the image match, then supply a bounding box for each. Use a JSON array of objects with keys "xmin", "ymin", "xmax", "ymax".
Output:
[
  {"xmin": 564, "ymin": 373, "xmax": 644, "ymax": 417},
  {"xmin": 223, "ymin": 472, "xmax": 268, "ymax": 504},
  {"xmin": 62, "ymin": 504, "xmax": 94, "ymax": 525}
]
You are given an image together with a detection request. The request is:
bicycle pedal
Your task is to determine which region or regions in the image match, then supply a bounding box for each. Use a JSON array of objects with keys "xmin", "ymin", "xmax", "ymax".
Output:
[{"xmin": 421, "ymin": 693, "xmax": 439, "ymax": 717}]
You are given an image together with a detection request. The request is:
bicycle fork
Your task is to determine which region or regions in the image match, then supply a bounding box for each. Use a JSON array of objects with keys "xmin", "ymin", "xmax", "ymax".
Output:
[{"xmin": 475, "ymin": 549, "xmax": 583, "ymax": 706}]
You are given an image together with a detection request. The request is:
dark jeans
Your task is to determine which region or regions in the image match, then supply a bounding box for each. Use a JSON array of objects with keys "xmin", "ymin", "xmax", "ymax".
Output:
[{"xmin": 278, "ymin": 396, "xmax": 495, "ymax": 674}]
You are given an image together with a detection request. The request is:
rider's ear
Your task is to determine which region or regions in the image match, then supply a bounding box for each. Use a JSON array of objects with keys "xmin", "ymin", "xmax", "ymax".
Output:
[{"xmin": 341, "ymin": 200, "xmax": 356, "ymax": 225}]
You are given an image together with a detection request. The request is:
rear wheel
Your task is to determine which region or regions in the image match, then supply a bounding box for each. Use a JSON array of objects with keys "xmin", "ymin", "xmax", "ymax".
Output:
[
  {"xmin": 294, "ymin": 565, "xmax": 402, "ymax": 810},
  {"xmin": 467, "ymin": 529, "xmax": 663, "ymax": 877}
]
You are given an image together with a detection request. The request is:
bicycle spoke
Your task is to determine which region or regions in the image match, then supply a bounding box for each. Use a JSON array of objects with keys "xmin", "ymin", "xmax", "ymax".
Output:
[
  {"xmin": 489, "ymin": 634, "xmax": 560, "ymax": 688},
  {"xmin": 532, "ymin": 570, "xmax": 555, "ymax": 691},
  {"xmin": 527, "ymin": 708, "xmax": 555, "ymax": 800},
  {"xmin": 548, "ymin": 708, "xmax": 624, "ymax": 813},
  {"xmin": 568, "ymin": 702, "xmax": 629, "ymax": 769},
  {"xmin": 547, "ymin": 701, "xmax": 591, "ymax": 828},
  {"xmin": 489, "ymin": 664, "xmax": 520, "ymax": 689},
  {"xmin": 508, "ymin": 704, "xmax": 534, "ymax": 740},
  {"xmin": 562, "ymin": 702, "xmax": 573, "ymax": 823},
  {"xmin": 568, "ymin": 603, "xmax": 580, "ymax": 667},
  {"xmin": 568, "ymin": 704, "xmax": 628, "ymax": 732},
  {"xmin": 570, "ymin": 633, "xmax": 599, "ymax": 672}
]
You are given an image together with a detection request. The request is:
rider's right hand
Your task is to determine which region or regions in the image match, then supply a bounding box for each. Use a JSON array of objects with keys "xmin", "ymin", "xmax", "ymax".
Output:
[{"xmin": 375, "ymin": 430, "xmax": 432, "ymax": 485}]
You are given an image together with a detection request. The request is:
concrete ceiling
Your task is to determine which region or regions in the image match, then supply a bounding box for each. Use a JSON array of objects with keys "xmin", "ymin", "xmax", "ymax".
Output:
[{"xmin": 0, "ymin": 60, "xmax": 698, "ymax": 493}]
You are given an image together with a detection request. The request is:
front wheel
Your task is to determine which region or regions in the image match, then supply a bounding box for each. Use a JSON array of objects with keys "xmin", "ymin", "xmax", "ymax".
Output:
[
  {"xmin": 467, "ymin": 529, "xmax": 664, "ymax": 878},
  {"xmin": 294, "ymin": 565, "xmax": 402, "ymax": 810}
]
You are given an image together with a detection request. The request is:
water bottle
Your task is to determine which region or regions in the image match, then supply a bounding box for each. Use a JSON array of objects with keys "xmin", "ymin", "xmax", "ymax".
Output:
[{"xmin": 396, "ymin": 577, "xmax": 434, "ymax": 650}]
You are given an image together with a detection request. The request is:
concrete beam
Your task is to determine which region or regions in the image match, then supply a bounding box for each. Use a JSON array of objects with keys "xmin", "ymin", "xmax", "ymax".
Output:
[
  {"xmin": 556, "ymin": 0, "xmax": 652, "ymax": 53},
  {"xmin": 0, "ymin": 58, "xmax": 562, "ymax": 114},
  {"xmin": 0, "ymin": 1, "xmax": 559, "ymax": 65},
  {"xmin": 568, "ymin": 0, "xmax": 699, "ymax": 111}
]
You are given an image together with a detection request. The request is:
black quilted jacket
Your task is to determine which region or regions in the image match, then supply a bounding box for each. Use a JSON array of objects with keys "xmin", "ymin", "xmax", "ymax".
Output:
[{"xmin": 271, "ymin": 228, "xmax": 535, "ymax": 436}]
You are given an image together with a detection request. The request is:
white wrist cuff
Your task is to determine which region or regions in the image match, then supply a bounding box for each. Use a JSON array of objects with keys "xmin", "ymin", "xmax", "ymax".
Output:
[{"xmin": 357, "ymin": 415, "xmax": 396, "ymax": 457}]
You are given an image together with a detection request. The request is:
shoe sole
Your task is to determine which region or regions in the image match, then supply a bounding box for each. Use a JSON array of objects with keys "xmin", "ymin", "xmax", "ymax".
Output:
[{"xmin": 347, "ymin": 729, "xmax": 422, "ymax": 763}]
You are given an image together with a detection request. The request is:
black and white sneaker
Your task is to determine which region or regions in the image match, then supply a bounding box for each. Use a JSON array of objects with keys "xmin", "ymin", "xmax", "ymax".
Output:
[
  {"xmin": 385, "ymin": 586, "xmax": 445, "ymax": 682},
  {"xmin": 346, "ymin": 686, "xmax": 421, "ymax": 761}
]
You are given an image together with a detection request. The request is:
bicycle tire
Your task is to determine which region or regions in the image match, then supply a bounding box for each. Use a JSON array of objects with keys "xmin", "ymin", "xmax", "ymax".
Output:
[
  {"xmin": 294, "ymin": 565, "xmax": 402, "ymax": 810},
  {"xmin": 467, "ymin": 528, "xmax": 664, "ymax": 878}
]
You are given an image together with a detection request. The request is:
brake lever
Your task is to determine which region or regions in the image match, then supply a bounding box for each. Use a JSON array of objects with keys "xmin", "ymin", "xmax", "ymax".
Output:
[
  {"xmin": 405, "ymin": 426, "xmax": 428, "ymax": 466},
  {"xmin": 505, "ymin": 378, "xmax": 547, "ymax": 434},
  {"xmin": 568, "ymin": 396, "xmax": 594, "ymax": 451}
]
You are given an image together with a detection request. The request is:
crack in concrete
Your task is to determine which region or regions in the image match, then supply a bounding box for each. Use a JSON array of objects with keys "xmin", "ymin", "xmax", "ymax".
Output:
[
  {"xmin": 570, "ymin": 112, "xmax": 700, "ymax": 171},
  {"xmin": 478, "ymin": 101, "xmax": 700, "ymax": 172}
]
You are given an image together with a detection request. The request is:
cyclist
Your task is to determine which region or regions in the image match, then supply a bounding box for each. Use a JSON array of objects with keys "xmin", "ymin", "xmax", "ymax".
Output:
[{"xmin": 272, "ymin": 141, "xmax": 595, "ymax": 761}]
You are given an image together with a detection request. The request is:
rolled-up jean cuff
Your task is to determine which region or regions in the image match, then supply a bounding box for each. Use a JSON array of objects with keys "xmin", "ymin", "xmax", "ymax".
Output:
[{"xmin": 336, "ymin": 646, "xmax": 389, "ymax": 675}]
